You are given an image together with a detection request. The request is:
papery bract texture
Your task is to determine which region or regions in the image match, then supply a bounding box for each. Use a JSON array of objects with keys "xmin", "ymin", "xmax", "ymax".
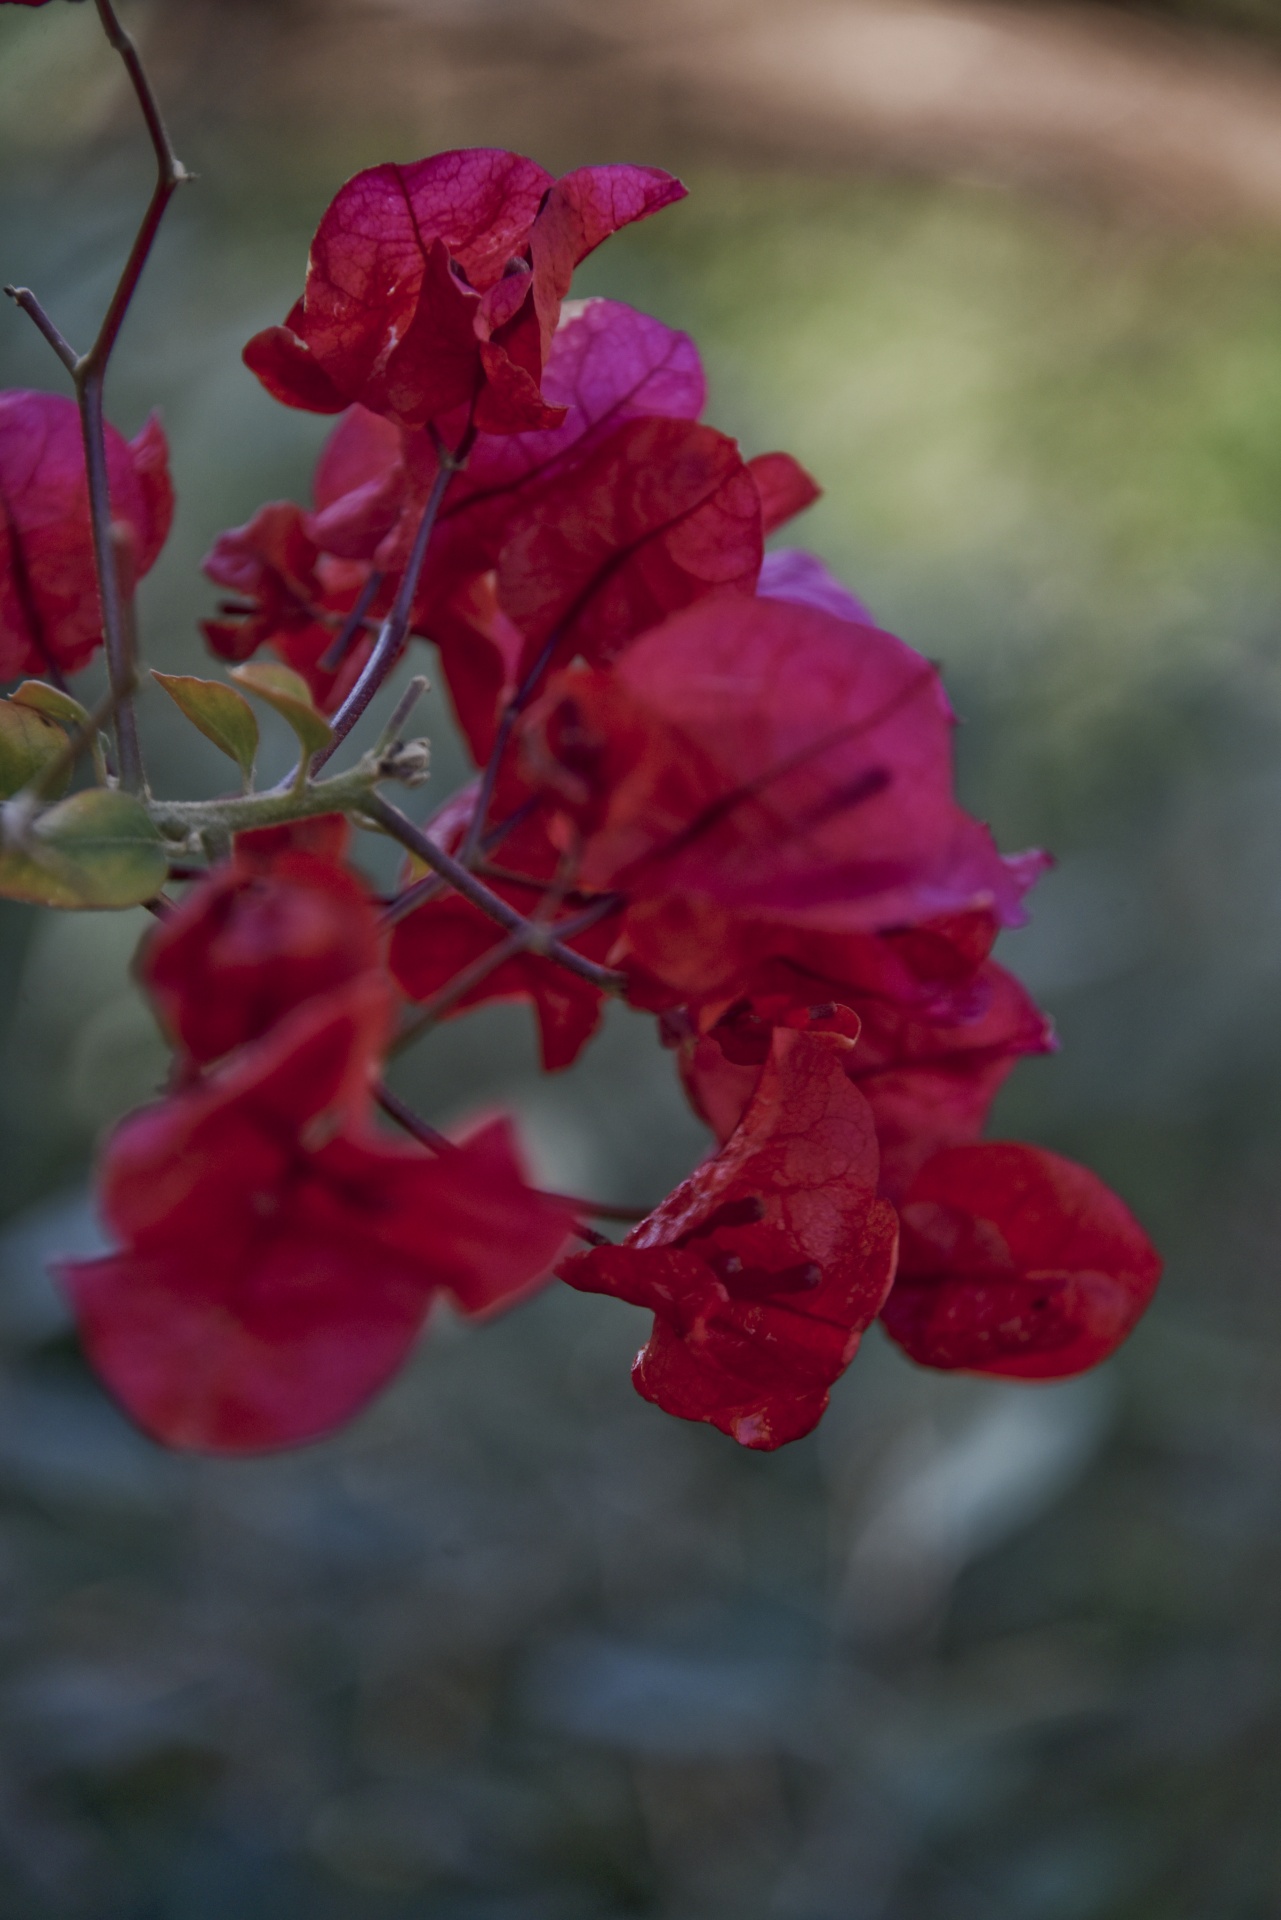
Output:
[
  {"xmin": 59, "ymin": 981, "xmax": 576, "ymax": 1453},
  {"xmin": 495, "ymin": 416, "xmax": 767, "ymax": 682},
  {"xmin": 561, "ymin": 1028, "xmax": 899, "ymax": 1448},
  {"xmin": 141, "ymin": 819, "xmax": 384, "ymax": 1068},
  {"xmin": 522, "ymin": 594, "xmax": 1040, "ymax": 1004},
  {"xmin": 243, "ymin": 151, "xmax": 685, "ymax": 435},
  {"xmin": 209, "ymin": 300, "xmax": 711, "ymax": 731},
  {"xmin": 675, "ymin": 913, "xmax": 1055, "ymax": 1200},
  {"xmin": 880, "ymin": 1142, "xmax": 1162, "ymax": 1379},
  {"xmin": 0, "ymin": 391, "xmax": 173, "ymax": 679}
]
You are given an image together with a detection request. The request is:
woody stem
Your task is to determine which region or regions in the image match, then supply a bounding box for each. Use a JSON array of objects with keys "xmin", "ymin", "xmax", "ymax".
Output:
[
  {"xmin": 312, "ymin": 423, "xmax": 477, "ymax": 772},
  {"xmin": 5, "ymin": 0, "xmax": 190, "ymax": 791},
  {"xmin": 365, "ymin": 794, "xmax": 627, "ymax": 994},
  {"xmin": 457, "ymin": 627, "xmax": 562, "ymax": 867}
]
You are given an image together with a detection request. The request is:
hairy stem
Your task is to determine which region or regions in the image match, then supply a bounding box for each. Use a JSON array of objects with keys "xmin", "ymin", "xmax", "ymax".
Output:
[{"xmin": 147, "ymin": 757, "xmax": 388, "ymax": 845}]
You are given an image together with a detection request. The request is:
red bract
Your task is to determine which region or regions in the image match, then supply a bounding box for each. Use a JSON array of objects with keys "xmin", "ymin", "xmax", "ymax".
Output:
[
  {"xmin": 522, "ymin": 594, "xmax": 1040, "ymax": 1002},
  {"xmin": 0, "ymin": 390, "xmax": 172, "ymax": 680},
  {"xmin": 388, "ymin": 784, "xmax": 616, "ymax": 1071},
  {"xmin": 208, "ymin": 300, "xmax": 709, "ymax": 724},
  {"xmin": 141, "ymin": 821, "xmax": 384, "ymax": 1068},
  {"xmin": 758, "ymin": 547, "xmax": 873, "ymax": 624},
  {"xmin": 561, "ymin": 1028, "xmax": 899, "ymax": 1449},
  {"xmin": 323, "ymin": 299, "xmax": 709, "ymax": 575},
  {"xmin": 494, "ymin": 418, "xmax": 782, "ymax": 683},
  {"xmin": 676, "ymin": 914, "xmax": 1055, "ymax": 1200},
  {"xmin": 243, "ymin": 151, "xmax": 685, "ymax": 435},
  {"xmin": 880, "ymin": 1142, "xmax": 1162, "ymax": 1379},
  {"xmin": 59, "ymin": 980, "xmax": 576, "ymax": 1453}
]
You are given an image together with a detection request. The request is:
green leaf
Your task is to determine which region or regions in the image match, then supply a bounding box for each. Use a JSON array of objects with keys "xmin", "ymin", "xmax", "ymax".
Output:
[
  {"xmin": 0, "ymin": 699, "xmax": 71, "ymax": 800},
  {"xmin": 152, "ymin": 670, "xmax": 259, "ymax": 782},
  {"xmin": 0, "ymin": 789, "xmax": 167, "ymax": 909},
  {"xmin": 10, "ymin": 681, "xmax": 92, "ymax": 731},
  {"xmin": 230, "ymin": 662, "xmax": 333, "ymax": 759}
]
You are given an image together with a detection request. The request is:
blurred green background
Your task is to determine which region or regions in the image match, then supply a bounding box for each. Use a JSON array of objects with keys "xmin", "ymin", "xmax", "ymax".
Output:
[{"xmin": 4, "ymin": 1, "xmax": 1281, "ymax": 1915}]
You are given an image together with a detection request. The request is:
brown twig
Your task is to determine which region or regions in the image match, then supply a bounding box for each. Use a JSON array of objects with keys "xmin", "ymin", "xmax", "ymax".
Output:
[
  {"xmin": 367, "ymin": 795, "xmax": 627, "ymax": 994},
  {"xmin": 319, "ymin": 569, "xmax": 385, "ymax": 674},
  {"xmin": 381, "ymin": 799, "xmax": 538, "ymax": 927},
  {"xmin": 374, "ymin": 1083, "xmax": 457, "ymax": 1154},
  {"xmin": 5, "ymin": 0, "xmax": 191, "ymax": 792},
  {"xmin": 457, "ymin": 627, "xmax": 563, "ymax": 866},
  {"xmin": 391, "ymin": 886, "xmax": 618, "ymax": 1056},
  {"xmin": 312, "ymin": 425, "xmax": 477, "ymax": 773}
]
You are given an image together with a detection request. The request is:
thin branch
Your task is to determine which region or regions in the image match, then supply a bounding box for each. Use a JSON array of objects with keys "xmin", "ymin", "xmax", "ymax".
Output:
[
  {"xmin": 312, "ymin": 425, "xmax": 477, "ymax": 772},
  {"xmin": 365, "ymin": 794, "xmax": 627, "ymax": 993},
  {"xmin": 457, "ymin": 626, "xmax": 562, "ymax": 866},
  {"xmin": 390, "ymin": 893, "xmax": 617, "ymax": 1054},
  {"xmin": 373, "ymin": 674, "xmax": 429, "ymax": 756},
  {"xmin": 320, "ymin": 569, "xmax": 385, "ymax": 674},
  {"xmin": 5, "ymin": 1, "xmax": 190, "ymax": 790},
  {"xmin": 381, "ymin": 799, "xmax": 537, "ymax": 927},
  {"xmin": 84, "ymin": 0, "xmax": 192, "ymax": 378},
  {"xmin": 1, "ymin": 287, "xmax": 77, "ymax": 372},
  {"xmin": 375, "ymin": 1083, "xmax": 457, "ymax": 1154},
  {"xmin": 79, "ymin": 376, "xmax": 143, "ymax": 787}
]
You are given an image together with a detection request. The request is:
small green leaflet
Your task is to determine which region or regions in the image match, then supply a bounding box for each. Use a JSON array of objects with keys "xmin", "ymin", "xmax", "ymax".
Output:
[
  {"xmin": 153, "ymin": 670, "xmax": 259, "ymax": 783},
  {"xmin": 0, "ymin": 789, "xmax": 167, "ymax": 909},
  {"xmin": 230, "ymin": 662, "xmax": 333, "ymax": 759}
]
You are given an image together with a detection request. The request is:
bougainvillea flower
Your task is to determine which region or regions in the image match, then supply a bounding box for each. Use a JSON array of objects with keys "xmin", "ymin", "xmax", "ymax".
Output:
[
  {"xmin": 313, "ymin": 300, "xmax": 708, "ymax": 575},
  {"xmin": 561, "ymin": 1028, "xmax": 899, "ymax": 1448},
  {"xmin": 674, "ymin": 914, "xmax": 1054, "ymax": 1199},
  {"xmin": 388, "ymin": 783, "xmax": 617, "ymax": 1070},
  {"xmin": 59, "ymin": 980, "xmax": 577, "ymax": 1453},
  {"xmin": 522, "ymin": 595, "xmax": 1041, "ymax": 1001},
  {"xmin": 243, "ymin": 151, "xmax": 685, "ymax": 435},
  {"xmin": 208, "ymin": 300, "xmax": 709, "ymax": 721},
  {"xmin": 880, "ymin": 1142, "xmax": 1162, "ymax": 1379},
  {"xmin": 0, "ymin": 389, "xmax": 172, "ymax": 679},
  {"xmin": 142, "ymin": 823, "xmax": 384, "ymax": 1068}
]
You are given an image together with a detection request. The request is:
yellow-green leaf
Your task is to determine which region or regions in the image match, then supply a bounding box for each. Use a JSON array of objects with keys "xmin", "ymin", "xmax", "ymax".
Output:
[
  {"xmin": 0, "ymin": 789, "xmax": 167, "ymax": 909},
  {"xmin": 10, "ymin": 681, "xmax": 92, "ymax": 731},
  {"xmin": 230, "ymin": 662, "xmax": 333, "ymax": 759},
  {"xmin": 0, "ymin": 699, "xmax": 70, "ymax": 800},
  {"xmin": 153, "ymin": 670, "xmax": 259, "ymax": 782}
]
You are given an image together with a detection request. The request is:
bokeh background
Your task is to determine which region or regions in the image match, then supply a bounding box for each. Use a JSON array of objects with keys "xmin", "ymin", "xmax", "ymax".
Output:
[{"xmin": 4, "ymin": 1, "xmax": 1281, "ymax": 1913}]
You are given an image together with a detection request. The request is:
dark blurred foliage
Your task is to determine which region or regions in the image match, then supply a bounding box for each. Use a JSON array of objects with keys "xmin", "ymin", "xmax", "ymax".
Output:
[{"xmin": 2, "ymin": 2, "xmax": 1281, "ymax": 1915}]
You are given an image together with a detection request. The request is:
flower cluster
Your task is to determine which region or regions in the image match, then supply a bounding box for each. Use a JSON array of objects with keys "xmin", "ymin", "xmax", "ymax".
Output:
[
  {"xmin": 62, "ymin": 820, "xmax": 577, "ymax": 1453},
  {"xmin": 0, "ymin": 116, "xmax": 1161, "ymax": 1456}
]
